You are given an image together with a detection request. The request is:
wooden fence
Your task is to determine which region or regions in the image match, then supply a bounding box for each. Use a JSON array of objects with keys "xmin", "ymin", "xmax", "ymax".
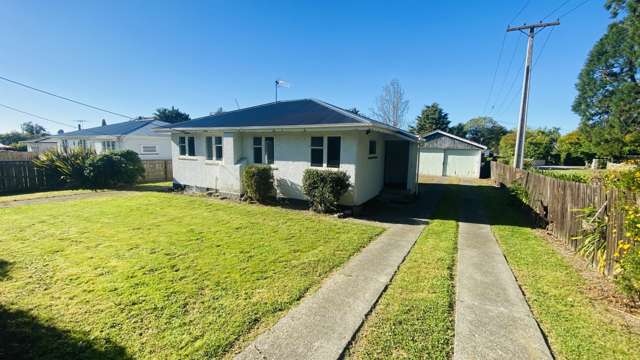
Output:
[
  {"xmin": 0, "ymin": 151, "xmax": 36, "ymax": 161},
  {"xmin": 491, "ymin": 161, "xmax": 639, "ymax": 275},
  {"xmin": 0, "ymin": 159, "xmax": 172, "ymax": 194}
]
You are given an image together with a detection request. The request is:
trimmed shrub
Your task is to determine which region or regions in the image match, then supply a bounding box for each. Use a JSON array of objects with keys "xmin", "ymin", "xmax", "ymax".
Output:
[
  {"xmin": 84, "ymin": 150, "xmax": 145, "ymax": 188},
  {"xmin": 302, "ymin": 169, "xmax": 350, "ymax": 213},
  {"xmin": 242, "ymin": 165, "xmax": 275, "ymax": 203}
]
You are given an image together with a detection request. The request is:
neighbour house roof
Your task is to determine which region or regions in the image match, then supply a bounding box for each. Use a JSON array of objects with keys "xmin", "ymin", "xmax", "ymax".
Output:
[
  {"xmin": 19, "ymin": 137, "xmax": 58, "ymax": 144},
  {"xmin": 60, "ymin": 119, "xmax": 168, "ymax": 137},
  {"xmin": 163, "ymin": 99, "xmax": 417, "ymax": 141},
  {"xmin": 422, "ymin": 130, "xmax": 487, "ymax": 150}
]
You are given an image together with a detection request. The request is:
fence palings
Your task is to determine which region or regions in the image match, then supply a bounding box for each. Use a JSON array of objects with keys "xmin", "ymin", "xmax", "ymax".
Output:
[{"xmin": 491, "ymin": 161, "xmax": 638, "ymax": 276}]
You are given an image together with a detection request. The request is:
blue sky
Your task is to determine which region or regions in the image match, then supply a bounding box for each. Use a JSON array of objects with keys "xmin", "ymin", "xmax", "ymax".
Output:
[{"xmin": 0, "ymin": 0, "xmax": 612, "ymax": 134}]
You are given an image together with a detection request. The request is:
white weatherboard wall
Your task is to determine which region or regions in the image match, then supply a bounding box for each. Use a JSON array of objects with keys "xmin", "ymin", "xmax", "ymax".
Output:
[
  {"xmin": 354, "ymin": 131, "xmax": 385, "ymax": 206},
  {"xmin": 239, "ymin": 131, "xmax": 358, "ymax": 205},
  {"xmin": 121, "ymin": 136, "xmax": 172, "ymax": 160}
]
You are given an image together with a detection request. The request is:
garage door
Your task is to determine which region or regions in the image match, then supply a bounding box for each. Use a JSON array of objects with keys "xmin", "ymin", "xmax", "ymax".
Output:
[
  {"xmin": 444, "ymin": 149, "xmax": 480, "ymax": 178},
  {"xmin": 419, "ymin": 149, "xmax": 444, "ymax": 176}
]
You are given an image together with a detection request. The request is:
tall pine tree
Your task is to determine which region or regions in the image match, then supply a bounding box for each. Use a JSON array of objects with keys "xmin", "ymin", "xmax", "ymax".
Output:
[{"xmin": 409, "ymin": 103, "xmax": 450, "ymax": 137}]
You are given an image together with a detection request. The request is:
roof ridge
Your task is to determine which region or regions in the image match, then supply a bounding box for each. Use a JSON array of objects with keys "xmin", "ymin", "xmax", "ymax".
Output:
[
  {"xmin": 189, "ymin": 98, "xmax": 312, "ymax": 122},
  {"xmin": 425, "ymin": 130, "xmax": 487, "ymax": 149}
]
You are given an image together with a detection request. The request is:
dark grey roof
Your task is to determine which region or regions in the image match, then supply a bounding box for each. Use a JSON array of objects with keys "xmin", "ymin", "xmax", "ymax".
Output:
[
  {"xmin": 422, "ymin": 130, "xmax": 487, "ymax": 150},
  {"xmin": 62, "ymin": 119, "xmax": 163, "ymax": 136},
  {"xmin": 166, "ymin": 99, "xmax": 416, "ymax": 140}
]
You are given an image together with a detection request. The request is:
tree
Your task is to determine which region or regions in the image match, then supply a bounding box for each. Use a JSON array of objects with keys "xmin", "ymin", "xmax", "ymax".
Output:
[
  {"xmin": 347, "ymin": 107, "xmax": 360, "ymax": 115},
  {"xmin": 409, "ymin": 103, "xmax": 450, "ymax": 137},
  {"xmin": 214, "ymin": 107, "xmax": 224, "ymax": 115},
  {"xmin": 371, "ymin": 79, "xmax": 409, "ymax": 128},
  {"xmin": 557, "ymin": 130, "xmax": 592, "ymax": 165},
  {"xmin": 20, "ymin": 122, "xmax": 48, "ymax": 136},
  {"xmin": 463, "ymin": 116, "xmax": 508, "ymax": 153},
  {"xmin": 101, "ymin": 119, "xmax": 107, "ymax": 126},
  {"xmin": 572, "ymin": 1, "xmax": 640, "ymax": 159},
  {"xmin": 0, "ymin": 131, "xmax": 30, "ymax": 146},
  {"xmin": 153, "ymin": 106, "xmax": 190, "ymax": 124},
  {"xmin": 499, "ymin": 128, "xmax": 561, "ymax": 164},
  {"xmin": 448, "ymin": 123, "xmax": 467, "ymax": 138}
]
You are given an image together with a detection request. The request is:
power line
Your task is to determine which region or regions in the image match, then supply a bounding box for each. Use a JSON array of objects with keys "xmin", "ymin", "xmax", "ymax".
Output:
[
  {"xmin": 542, "ymin": 0, "xmax": 572, "ymax": 21},
  {"xmin": 490, "ymin": 39, "xmax": 522, "ymax": 116},
  {"xmin": 533, "ymin": 26, "xmax": 556, "ymax": 68},
  {"xmin": 0, "ymin": 103, "xmax": 76, "ymax": 128},
  {"xmin": 559, "ymin": 0, "xmax": 592, "ymax": 18},
  {"xmin": 482, "ymin": 32, "xmax": 507, "ymax": 115},
  {"xmin": 0, "ymin": 75, "xmax": 133, "ymax": 119},
  {"xmin": 509, "ymin": 0, "xmax": 531, "ymax": 25}
]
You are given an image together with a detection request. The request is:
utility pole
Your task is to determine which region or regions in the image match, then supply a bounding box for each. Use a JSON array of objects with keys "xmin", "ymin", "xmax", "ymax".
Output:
[{"xmin": 507, "ymin": 20, "xmax": 559, "ymax": 169}]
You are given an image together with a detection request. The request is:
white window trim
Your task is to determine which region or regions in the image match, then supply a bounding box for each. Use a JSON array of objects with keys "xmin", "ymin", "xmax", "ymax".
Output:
[
  {"xmin": 310, "ymin": 136, "xmax": 324, "ymax": 168},
  {"xmin": 178, "ymin": 136, "xmax": 196, "ymax": 158}
]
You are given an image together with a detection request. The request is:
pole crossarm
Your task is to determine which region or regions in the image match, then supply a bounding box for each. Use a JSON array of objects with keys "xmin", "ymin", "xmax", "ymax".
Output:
[{"xmin": 506, "ymin": 21, "xmax": 560, "ymax": 32}]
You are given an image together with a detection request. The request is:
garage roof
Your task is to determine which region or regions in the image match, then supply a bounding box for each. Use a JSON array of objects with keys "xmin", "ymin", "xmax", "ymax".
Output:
[{"xmin": 422, "ymin": 130, "xmax": 487, "ymax": 150}]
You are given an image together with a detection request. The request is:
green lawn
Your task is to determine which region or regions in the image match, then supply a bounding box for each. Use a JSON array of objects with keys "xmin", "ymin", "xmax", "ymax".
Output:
[
  {"xmin": 346, "ymin": 188, "xmax": 458, "ymax": 359},
  {"xmin": 0, "ymin": 192, "xmax": 382, "ymax": 359},
  {"xmin": 482, "ymin": 185, "xmax": 640, "ymax": 360},
  {"xmin": 0, "ymin": 182, "xmax": 172, "ymax": 203}
]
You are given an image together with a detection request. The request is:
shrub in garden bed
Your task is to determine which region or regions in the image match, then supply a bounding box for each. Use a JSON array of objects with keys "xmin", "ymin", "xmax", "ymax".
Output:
[
  {"xmin": 302, "ymin": 169, "xmax": 350, "ymax": 213},
  {"xmin": 241, "ymin": 165, "xmax": 275, "ymax": 203},
  {"xmin": 33, "ymin": 149, "xmax": 145, "ymax": 189}
]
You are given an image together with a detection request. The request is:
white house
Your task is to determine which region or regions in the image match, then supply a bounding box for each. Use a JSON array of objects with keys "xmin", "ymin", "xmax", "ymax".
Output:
[
  {"xmin": 19, "ymin": 137, "xmax": 59, "ymax": 154},
  {"xmin": 159, "ymin": 99, "xmax": 418, "ymax": 206},
  {"xmin": 418, "ymin": 130, "xmax": 486, "ymax": 178},
  {"xmin": 55, "ymin": 119, "xmax": 172, "ymax": 160}
]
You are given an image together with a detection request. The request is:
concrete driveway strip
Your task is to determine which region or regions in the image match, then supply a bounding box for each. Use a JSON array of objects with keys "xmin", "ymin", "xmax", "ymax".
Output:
[
  {"xmin": 235, "ymin": 215, "xmax": 430, "ymax": 359},
  {"xmin": 453, "ymin": 195, "xmax": 553, "ymax": 360}
]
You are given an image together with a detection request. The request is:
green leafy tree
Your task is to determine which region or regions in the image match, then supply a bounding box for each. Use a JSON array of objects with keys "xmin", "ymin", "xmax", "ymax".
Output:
[
  {"xmin": 499, "ymin": 128, "xmax": 560, "ymax": 164},
  {"xmin": 573, "ymin": 0, "xmax": 640, "ymax": 159},
  {"xmin": 20, "ymin": 122, "xmax": 48, "ymax": 136},
  {"xmin": 409, "ymin": 103, "xmax": 450, "ymax": 137},
  {"xmin": 0, "ymin": 132, "xmax": 31, "ymax": 146},
  {"xmin": 463, "ymin": 116, "xmax": 508, "ymax": 153},
  {"xmin": 448, "ymin": 123, "xmax": 467, "ymax": 138},
  {"xmin": 153, "ymin": 106, "xmax": 191, "ymax": 124},
  {"xmin": 557, "ymin": 130, "xmax": 592, "ymax": 165}
]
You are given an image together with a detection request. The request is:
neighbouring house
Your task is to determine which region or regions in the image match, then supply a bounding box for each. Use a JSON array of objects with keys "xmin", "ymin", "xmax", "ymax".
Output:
[
  {"xmin": 158, "ymin": 99, "xmax": 419, "ymax": 206},
  {"xmin": 418, "ymin": 130, "xmax": 486, "ymax": 178},
  {"xmin": 55, "ymin": 119, "xmax": 172, "ymax": 159},
  {"xmin": 19, "ymin": 137, "xmax": 59, "ymax": 154}
]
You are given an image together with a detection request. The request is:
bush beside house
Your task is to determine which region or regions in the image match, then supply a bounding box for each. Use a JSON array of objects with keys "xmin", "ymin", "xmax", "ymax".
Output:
[
  {"xmin": 302, "ymin": 169, "xmax": 350, "ymax": 213},
  {"xmin": 241, "ymin": 165, "xmax": 276, "ymax": 203}
]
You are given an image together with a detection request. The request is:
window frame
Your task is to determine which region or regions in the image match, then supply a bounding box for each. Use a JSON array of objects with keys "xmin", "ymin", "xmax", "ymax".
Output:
[
  {"xmin": 310, "ymin": 136, "xmax": 324, "ymax": 167},
  {"xmin": 178, "ymin": 136, "xmax": 187, "ymax": 156},
  {"xmin": 215, "ymin": 136, "xmax": 223, "ymax": 161},
  {"xmin": 140, "ymin": 144, "xmax": 157, "ymax": 154},
  {"xmin": 205, "ymin": 136, "xmax": 214, "ymax": 160},
  {"xmin": 187, "ymin": 136, "xmax": 195, "ymax": 156},
  {"xmin": 368, "ymin": 140, "xmax": 377, "ymax": 159},
  {"xmin": 264, "ymin": 136, "xmax": 274, "ymax": 165},
  {"xmin": 253, "ymin": 137, "xmax": 263, "ymax": 164},
  {"xmin": 326, "ymin": 136, "xmax": 341, "ymax": 168}
]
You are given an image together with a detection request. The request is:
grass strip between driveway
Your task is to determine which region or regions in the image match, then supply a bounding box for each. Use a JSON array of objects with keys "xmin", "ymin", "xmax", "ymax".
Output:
[
  {"xmin": 346, "ymin": 189, "xmax": 458, "ymax": 359},
  {"xmin": 0, "ymin": 191, "xmax": 382, "ymax": 359},
  {"xmin": 483, "ymin": 185, "xmax": 640, "ymax": 360}
]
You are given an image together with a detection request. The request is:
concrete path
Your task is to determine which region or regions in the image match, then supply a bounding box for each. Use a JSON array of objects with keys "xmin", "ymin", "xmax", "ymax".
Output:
[
  {"xmin": 453, "ymin": 190, "xmax": 553, "ymax": 360},
  {"xmin": 236, "ymin": 192, "xmax": 437, "ymax": 360}
]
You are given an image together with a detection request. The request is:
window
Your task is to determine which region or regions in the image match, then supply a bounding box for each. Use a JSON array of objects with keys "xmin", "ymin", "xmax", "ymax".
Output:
[
  {"xmin": 310, "ymin": 136, "xmax": 323, "ymax": 167},
  {"xmin": 215, "ymin": 136, "xmax": 223, "ymax": 161},
  {"xmin": 141, "ymin": 145, "xmax": 157, "ymax": 154},
  {"xmin": 327, "ymin": 136, "xmax": 341, "ymax": 168},
  {"xmin": 103, "ymin": 141, "xmax": 116, "ymax": 152},
  {"xmin": 179, "ymin": 136, "xmax": 194, "ymax": 156},
  {"xmin": 205, "ymin": 136, "xmax": 213, "ymax": 160},
  {"xmin": 187, "ymin": 136, "xmax": 195, "ymax": 156},
  {"xmin": 253, "ymin": 137, "xmax": 263, "ymax": 164},
  {"xmin": 178, "ymin": 136, "xmax": 186, "ymax": 156},
  {"xmin": 368, "ymin": 140, "xmax": 377, "ymax": 158},
  {"xmin": 265, "ymin": 137, "xmax": 274, "ymax": 164}
]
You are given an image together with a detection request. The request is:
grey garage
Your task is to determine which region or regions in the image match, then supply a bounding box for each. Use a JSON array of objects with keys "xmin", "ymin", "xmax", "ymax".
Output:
[{"xmin": 418, "ymin": 130, "xmax": 486, "ymax": 178}]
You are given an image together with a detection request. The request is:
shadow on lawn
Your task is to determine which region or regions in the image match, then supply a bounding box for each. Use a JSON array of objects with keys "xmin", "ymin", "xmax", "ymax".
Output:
[{"xmin": 0, "ymin": 260, "xmax": 131, "ymax": 360}]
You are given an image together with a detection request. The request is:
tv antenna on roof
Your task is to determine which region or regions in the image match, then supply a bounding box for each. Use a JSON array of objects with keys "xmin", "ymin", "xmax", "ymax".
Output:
[{"xmin": 275, "ymin": 79, "xmax": 290, "ymax": 102}]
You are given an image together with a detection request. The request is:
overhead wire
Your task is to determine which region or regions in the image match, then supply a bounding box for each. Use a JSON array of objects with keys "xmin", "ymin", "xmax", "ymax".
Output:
[{"xmin": 0, "ymin": 103, "xmax": 76, "ymax": 128}]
